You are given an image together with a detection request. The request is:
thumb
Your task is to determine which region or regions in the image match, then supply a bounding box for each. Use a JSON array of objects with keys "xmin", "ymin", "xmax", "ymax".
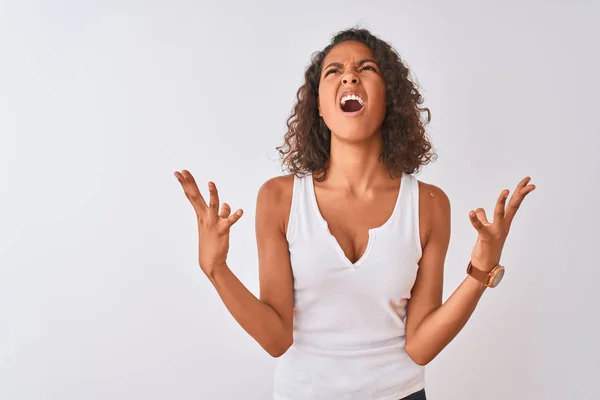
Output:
[
  {"xmin": 469, "ymin": 210, "xmax": 485, "ymax": 233},
  {"xmin": 223, "ymin": 209, "xmax": 243, "ymax": 230}
]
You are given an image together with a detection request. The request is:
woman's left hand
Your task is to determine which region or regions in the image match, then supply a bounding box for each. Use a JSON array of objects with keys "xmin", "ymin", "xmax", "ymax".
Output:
[{"xmin": 469, "ymin": 176, "xmax": 536, "ymax": 272}]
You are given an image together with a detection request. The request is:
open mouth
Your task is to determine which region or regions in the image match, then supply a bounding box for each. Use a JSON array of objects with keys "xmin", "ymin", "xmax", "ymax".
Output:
[{"xmin": 340, "ymin": 94, "xmax": 365, "ymax": 113}]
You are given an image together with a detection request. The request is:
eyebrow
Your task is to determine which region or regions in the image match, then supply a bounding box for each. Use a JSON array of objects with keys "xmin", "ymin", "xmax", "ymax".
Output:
[{"xmin": 323, "ymin": 59, "xmax": 378, "ymax": 71}]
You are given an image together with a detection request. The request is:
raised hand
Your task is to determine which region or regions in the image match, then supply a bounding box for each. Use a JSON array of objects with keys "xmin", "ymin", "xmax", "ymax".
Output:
[
  {"xmin": 174, "ymin": 169, "xmax": 243, "ymax": 275},
  {"xmin": 468, "ymin": 176, "xmax": 536, "ymax": 271}
]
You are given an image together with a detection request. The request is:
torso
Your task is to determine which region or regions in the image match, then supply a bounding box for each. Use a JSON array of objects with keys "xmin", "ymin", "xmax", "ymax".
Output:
[
  {"xmin": 275, "ymin": 173, "xmax": 432, "ymax": 258},
  {"xmin": 272, "ymin": 171, "xmax": 429, "ymax": 398}
]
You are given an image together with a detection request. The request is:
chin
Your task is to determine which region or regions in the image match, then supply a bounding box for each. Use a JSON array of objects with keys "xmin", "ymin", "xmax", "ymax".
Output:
[
  {"xmin": 331, "ymin": 126, "xmax": 379, "ymax": 143},
  {"xmin": 325, "ymin": 111, "xmax": 384, "ymax": 143}
]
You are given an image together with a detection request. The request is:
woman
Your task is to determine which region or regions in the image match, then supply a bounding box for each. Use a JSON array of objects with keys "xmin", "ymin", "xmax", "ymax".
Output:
[{"xmin": 174, "ymin": 28, "xmax": 535, "ymax": 400}]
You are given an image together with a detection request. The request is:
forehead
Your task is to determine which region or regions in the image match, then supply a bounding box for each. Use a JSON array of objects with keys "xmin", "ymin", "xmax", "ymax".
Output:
[{"xmin": 322, "ymin": 40, "xmax": 376, "ymax": 67}]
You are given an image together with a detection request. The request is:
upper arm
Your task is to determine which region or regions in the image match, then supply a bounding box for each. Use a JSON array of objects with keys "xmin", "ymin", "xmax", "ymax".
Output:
[
  {"xmin": 255, "ymin": 176, "xmax": 295, "ymax": 345},
  {"xmin": 405, "ymin": 182, "xmax": 451, "ymax": 345}
]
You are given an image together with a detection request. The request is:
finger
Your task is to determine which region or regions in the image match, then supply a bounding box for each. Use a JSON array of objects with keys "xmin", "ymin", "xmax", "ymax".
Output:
[
  {"xmin": 224, "ymin": 209, "xmax": 244, "ymax": 228},
  {"xmin": 474, "ymin": 208, "xmax": 489, "ymax": 224},
  {"xmin": 469, "ymin": 210, "xmax": 485, "ymax": 232},
  {"xmin": 505, "ymin": 177, "xmax": 535, "ymax": 220},
  {"xmin": 174, "ymin": 171, "xmax": 185, "ymax": 184},
  {"xmin": 505, "ymin": 177, "xmax": 536, "ymax": 228},
  {"xmin": 493, "ymin": 189, "xmax": 509, "ymax": 224},
  {"xmin": 505, "ymin": 190, "xmax": 527, "ymax": 223},
  {"xmin": 219, "ymin": 202, "xmax": 231, "ymax": 218},
  {"xmin": 516, "ymin": 176, "xmax": 532, "ymax": 191},
  {"xmin": 208, "ymin": 181, "xmax": 220, "ymax": 216},
  {"xmin": 175, "ymin": 170, "xmax": 208, "ymax": 212},
  {"xmin": 181, "ymin": 169, "xmax": 200, "ymax": 188}
]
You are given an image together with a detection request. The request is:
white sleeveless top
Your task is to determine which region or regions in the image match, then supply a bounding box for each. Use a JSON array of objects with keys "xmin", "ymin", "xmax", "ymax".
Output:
[{"xmin": 273, "ymin": 173, "xmax": 425, "ymax": 400}]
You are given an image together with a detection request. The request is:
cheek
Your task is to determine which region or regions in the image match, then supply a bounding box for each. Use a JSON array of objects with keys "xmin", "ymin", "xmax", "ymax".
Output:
[
  {"xmin": 319, "ymin": 86, "xmax": 337, "ymax": 112},
  {"xmin": 373, "ymin": 86, "xmax": 387, "ymax": 118},
  {"xmin": 371, "ymin": 79, "xmax": 387, "ymax": 106}
]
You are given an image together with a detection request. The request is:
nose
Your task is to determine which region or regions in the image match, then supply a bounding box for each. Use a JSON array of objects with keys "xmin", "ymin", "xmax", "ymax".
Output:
[{"xmin": 342, "ymin": 71, "xmax": 359, "ymax": 85}]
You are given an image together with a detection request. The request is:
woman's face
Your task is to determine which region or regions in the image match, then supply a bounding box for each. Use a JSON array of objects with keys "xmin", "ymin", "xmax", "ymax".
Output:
[{"xmin": 318, "ymin": 40, "xmax": 386, "ymax": 142}]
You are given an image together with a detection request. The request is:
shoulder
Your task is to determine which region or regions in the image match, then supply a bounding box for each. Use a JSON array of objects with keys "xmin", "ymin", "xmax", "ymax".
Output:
[
  {"xmin": 257, "ymin": 174, "xmax": 295, "ymax": 204},
  {"xmin": 256, "ymin": 174, "xmax": 295, "ymax": 232},
  {"xmin": 417, "ymin": 180, "xmax": 450, "ymax": 212},
  {"xmin": 416, "ymin": 179, "xmax": 451, "ymax": 245}
]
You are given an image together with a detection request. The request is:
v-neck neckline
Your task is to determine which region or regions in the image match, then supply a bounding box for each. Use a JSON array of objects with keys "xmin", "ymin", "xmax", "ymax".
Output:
[{"xmin": 308, "ymin": 174, "xmax": 405, "ymax": 269}]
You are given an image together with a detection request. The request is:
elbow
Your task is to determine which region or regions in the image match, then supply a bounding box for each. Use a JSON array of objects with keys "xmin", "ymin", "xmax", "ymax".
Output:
[
  {"xmin": 412, "ymin": 356, "xmax": 430, "ymax": 367},
  {"xmin": 266, "ymin": 333, "xmax": 293, "ymax": 358},
  {"xmin": 268, "ymin": 347, "xmax": 289, "ymax": 358},
  {"xmin": 405, "ymin": 344, "xmax": 431, "ymax": 367},
  {"xmin": 407, "ymin": 351, "xmax": 430, "ymax": 367}
]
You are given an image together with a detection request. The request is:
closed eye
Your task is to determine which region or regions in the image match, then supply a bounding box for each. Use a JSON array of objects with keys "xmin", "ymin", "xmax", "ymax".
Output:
[
  {"xmin": 361, "ymin": 65, "xmax": 377, "ymax": 72},
  {"xmin": 324, "ymin": 65, "xmax": 377, "ymax": 78}
]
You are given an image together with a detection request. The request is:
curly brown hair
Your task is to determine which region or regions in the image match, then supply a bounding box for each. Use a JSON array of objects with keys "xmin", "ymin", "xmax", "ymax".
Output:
[{"xmin": 277, "ymin": 27, "xmax": 437, "ymax": 181}]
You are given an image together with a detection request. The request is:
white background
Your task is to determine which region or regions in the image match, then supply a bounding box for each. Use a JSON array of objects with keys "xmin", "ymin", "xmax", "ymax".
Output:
[{"xmin": 1, "ymin": 1, "xmax": 598, "ymax": 399}]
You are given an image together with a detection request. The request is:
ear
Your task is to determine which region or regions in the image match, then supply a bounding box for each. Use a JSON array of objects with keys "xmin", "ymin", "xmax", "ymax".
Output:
[{"xmin": 317, "ymin": 97, "xmax": 322, "ymax": 116}]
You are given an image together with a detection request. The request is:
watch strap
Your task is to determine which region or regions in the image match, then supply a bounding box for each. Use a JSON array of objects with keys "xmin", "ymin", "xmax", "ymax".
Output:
[{"xmin": 467, "ymin": 261, "xmax": 491, "ymax": 287}]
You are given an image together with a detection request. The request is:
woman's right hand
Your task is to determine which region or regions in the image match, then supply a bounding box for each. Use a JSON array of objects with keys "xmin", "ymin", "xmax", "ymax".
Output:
[{"xmin": 174, "ymin": 169, "xmax": 243, "ymax": 276}]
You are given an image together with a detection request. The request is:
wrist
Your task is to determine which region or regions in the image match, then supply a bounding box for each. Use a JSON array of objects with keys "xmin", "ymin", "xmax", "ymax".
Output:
[
  {"xmin": 466, "ymin": 272, "xmax": 488, "ymax": 290},
  {"xmin": 466, "ymin": 260, "xmax": 505, "ymax": 289},
  {"xmin": 202, "ymin": 261, "xmax": 228, "ymax": 281},
  {"xmin": 470, "ymin": 258, "xmax": 499, "ymax": 273}
]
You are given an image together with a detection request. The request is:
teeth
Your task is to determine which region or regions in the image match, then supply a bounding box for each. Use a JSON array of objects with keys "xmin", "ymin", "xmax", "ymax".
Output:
[{"xmin": 340, "ymin": 94, "xmax": 364, "ymax": 106}]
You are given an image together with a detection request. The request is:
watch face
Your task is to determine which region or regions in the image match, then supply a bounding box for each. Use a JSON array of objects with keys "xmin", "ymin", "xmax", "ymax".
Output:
[{"xmin": 491, "ymin": 268, "xmax": 505, "ymax": 287}]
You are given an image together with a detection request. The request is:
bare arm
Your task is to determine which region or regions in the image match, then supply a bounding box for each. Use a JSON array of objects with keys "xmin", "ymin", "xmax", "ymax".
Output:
[
  {"xmin": 405, "ymin": 178, "xmax": 535, "ymax": 366},
  {"xmin": 406, "ymin": 183, "xmax": 462, "ymax": 365},
  {"xmin": 175, "ymin": 170, "xmax": 294, "ymax": 357},
  {"xmin": 209, "ymin": 177, "xmax": 294, "ymax": 357}
]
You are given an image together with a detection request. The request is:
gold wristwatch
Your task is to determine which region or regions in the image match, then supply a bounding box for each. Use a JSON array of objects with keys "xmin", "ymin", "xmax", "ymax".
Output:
[{"xmin": 467, "ymin": 261, "xmax": 505, "ymax": 288}]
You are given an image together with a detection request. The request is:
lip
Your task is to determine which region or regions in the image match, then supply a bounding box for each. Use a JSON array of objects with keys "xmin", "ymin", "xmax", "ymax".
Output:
[
  {"xmin": 338, "ymin": 89, "xmax": 366, "ymax": 117},
  {"xmin": 340, "ymin": 105, "xmax": 366, "ymax": 117}
]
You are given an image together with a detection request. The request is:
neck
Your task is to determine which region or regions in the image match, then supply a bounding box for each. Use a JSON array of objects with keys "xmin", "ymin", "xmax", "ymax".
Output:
[{"xmin": 323, "ymin": 131, "xmax": 393, "ymax": 192}]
